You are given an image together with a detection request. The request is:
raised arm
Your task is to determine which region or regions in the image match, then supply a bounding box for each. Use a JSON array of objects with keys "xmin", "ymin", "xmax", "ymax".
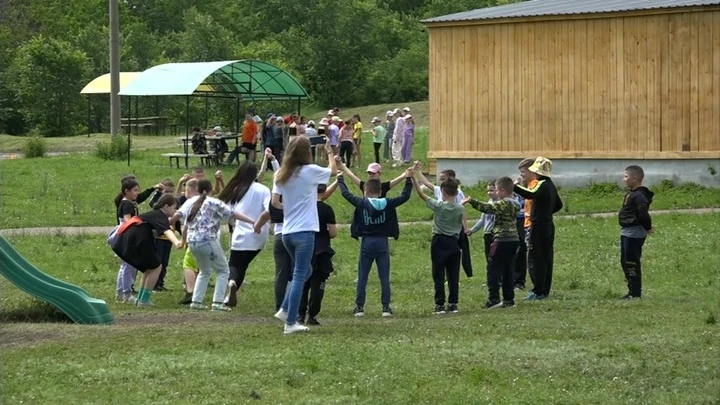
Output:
[
  {"xmin": 387, "ymin": 170, "xmax": 414, "ymax": 207},
  {"xmin": 324, "ymin": 140, "xmax": 337, "ymax": 175},
  {"xmin": 388, "ymin": 171, "xmax": 406, "ymax": 188},
  {"xmin": 320, "ymin": 179, "xmax": 339, "ymax": 201},
  {"xmin": 513, "ymin": 180, "xmax": 545, "ymax": 200},
  {"xmin": 413, "ymin": 161, "xmax": 435, "ymax": 189},
  {"xmin": 338, "ymin": 175, "xmax": 365, "ymax": 208},
  {"xmin": 335, "ymin": 156, "xmax": 361, "ymax": 187},
  {"xmin": 212, "ymin": 171, "xmax": 224, "ymax": 196},
  {"xmin": 411, "ymin": 176, "xmax": 428, "ymax": 202},
  {"xmin": 256, "ymin": 148, "xmax": 276, "ymax": 183},
  {"xmin": 176, "ymin": 174, "xmax": 190, "ymax": 198},
  {"xmin": 462, "ymin": 196, "xmax": 501, "ymax": 215}
]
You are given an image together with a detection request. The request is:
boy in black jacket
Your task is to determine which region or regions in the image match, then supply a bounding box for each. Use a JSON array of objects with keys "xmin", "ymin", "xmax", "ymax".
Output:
[
  {"xmin": 513, "ymin": 157, "xmax": 563, "ymax": 301},
  {"xmin": 618, "ymin": 165, "xmax": 654, "ymax": 299},
  {"xmin": 339, "ymin": 168, "xmax": 414, "ymax": 318}
]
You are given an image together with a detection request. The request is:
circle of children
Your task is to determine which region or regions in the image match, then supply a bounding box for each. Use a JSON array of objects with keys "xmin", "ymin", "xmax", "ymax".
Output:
[{"xmin": 109, "ymin": 109, "xmax": 653, "ymax": 335}]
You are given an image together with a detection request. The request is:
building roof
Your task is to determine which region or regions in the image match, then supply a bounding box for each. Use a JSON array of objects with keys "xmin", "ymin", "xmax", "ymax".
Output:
[
  {"xmin": 118, "ymin": 60, "xmax": 309, "ymax": 101},
  {"xmin": 80, "ymin": 72, "xmax": 143, "ymax": 94},
  {"xmin": 422, "ymin": 0, "xmax": 720, "ymax": 24}
]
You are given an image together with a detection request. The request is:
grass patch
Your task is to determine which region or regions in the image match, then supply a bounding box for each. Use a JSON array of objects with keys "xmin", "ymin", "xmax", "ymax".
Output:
[
  {"xmin": 1, "ymin": 214, "xmax": 719, "ymax": 403},
  {"xmin": 0, "ymin": 133, "xmax": 178, "ymax": 154},
  {"xmin": 1, "ymin": 134, "xmax": 720, "ymax": 229}
]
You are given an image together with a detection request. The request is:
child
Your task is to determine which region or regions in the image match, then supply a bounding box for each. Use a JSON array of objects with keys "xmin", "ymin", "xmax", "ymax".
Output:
[
  {"xmin": 512, "ymin": 191, "xmax": 527, "ymax": 290},
  {"xmin": 468, "ymin": 180, "xmax": 498, "ymax": 263},
  {"xmin": 618, "ymin": 165, "xmax": 653, "ymax": 299},
  {"xmin": 339, "ymin": 169, "xmax": 414, "ymax": 317},
  {"xmin": 176, "ymin": 179, "xmax": 255, "ymax": 312},
  {"xmin": 370, "ymin": 117, "xmax": 384, "ymax": 164},
  {"xmin": 339, "ymin": 120, "xmax": 355, "ymax": 168},
  {"xmin": 110, "ymin": 194, "xmax": 184, "ymax": 306},
  {"xmin": 401, "ymin": 114, "xmax": 414, "ymax": 164},
  {"xmin": 463, "ymin": 177, "xmax": 521, "ymax": 309},
  {"xmin": 412, "ymin": 175, "xmax": 465, "ymax": 314},
  {"xmin": 352, "ymin": 114, "xmax": 363, "ymax": 168},
  {"xmin": 383, "ymin": 111, "xmax": 394, "ymax": 162},
  {"xmin": 298, "ymin": 183, "xmax": 338, "ymax": 325},
  {"xmin": 115, "ymin": 179, "xmax": 141, "ymax": 303},
  {"xmin": 516, "ymin": 158, "xmax": 536, "ymax": 291},
  {"xmin": 113, "ymin": 174, "xmax": 161, "ymax": 216},
  {"xmin": 513, "ymin": 157, "xmax": 563, "ymax": 301},
  {"xmin": 337, "ymin": 158, "xmax": 406, "ymax": 198},
  {"xmin": 149, "ymin": 178, "xmax": 176, "ymax": 291}
]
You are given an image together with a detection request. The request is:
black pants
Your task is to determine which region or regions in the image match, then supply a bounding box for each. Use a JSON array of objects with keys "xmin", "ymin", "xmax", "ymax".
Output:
[
  {"xmin": 513, "ymin": 218, "xmax": 528, "ymax": 287},
  {"xmin": 340, "ymin": 141, "xmax": 354, "ymax": 167},
  {"xmin": 458, "ymin": 229, "xmax": 473, "ymax": 277},
  {"xmin": 528, "ymin": 223, "xmax": 555, "ymax": 296},
  {"xmin": 373, "ymin": 142, "xmax": 382, "ymax": 163},
  {"xmin": 299, "ymin": 252, "xmax": 334, "ymax": 320},
  {"xmin": 273, "ymin": 233, "xmax": 293, "ymax": 311},
  {"xmin": 155, "ymin": 239, "xmax": 172, "ymax": 288},
  {"xmin": 483, "ymin": 233, "xmax": 493, "ymax": 263},
  {"xmin": 228, "ymin": 249, "xmax": 261, "ymax": 286},
  {"xmin": 487, "ymin": 241, "xmax": 519, "ymax": 303},
  {"xmin": 431, "ymin": 234, "xmax": 461, "ymax": 306},
  {"xmin": 621, "ymin": 235, "xmax": 645, "ymax": 297}
]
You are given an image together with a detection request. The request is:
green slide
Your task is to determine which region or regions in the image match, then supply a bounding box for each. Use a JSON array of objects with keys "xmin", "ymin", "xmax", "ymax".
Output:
[{"xmin": 0, "ymin": 236, "xmax": 114, "ymax": 325}]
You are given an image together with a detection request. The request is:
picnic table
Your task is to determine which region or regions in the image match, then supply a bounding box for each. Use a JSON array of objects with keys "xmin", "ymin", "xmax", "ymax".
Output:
[
  {"xmin": 163, "ymin": 134, "xmax": 241, "ymax": 168},
  {"xmin": 175, "ymin": 134, "xmax": 240, "ymax": 155},
  {"xmin": 121, "ymin": 116, "xmax": 177, "ymax": 136}
]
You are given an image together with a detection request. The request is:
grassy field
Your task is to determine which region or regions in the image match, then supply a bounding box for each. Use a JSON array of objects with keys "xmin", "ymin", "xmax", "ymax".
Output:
[
  {"xmin": 2, "ymin": 130, "xmax": 720, "ymax": 229},
  {"xmin": 1, "ymin": 214, "xmax": 719, "ymax": 403}
]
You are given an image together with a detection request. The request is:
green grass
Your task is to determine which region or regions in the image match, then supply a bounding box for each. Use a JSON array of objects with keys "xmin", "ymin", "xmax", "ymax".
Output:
[
  {"xmin": 1, "ymin": 214, "xmax": 719, "ymax": 403},
  {"xmin": 2, "ymin": 131, "xmax": 720, "ymax": 229},
  {"xmin": 0, "ymin": 133, "xmax": 181, "ymax": 154}
]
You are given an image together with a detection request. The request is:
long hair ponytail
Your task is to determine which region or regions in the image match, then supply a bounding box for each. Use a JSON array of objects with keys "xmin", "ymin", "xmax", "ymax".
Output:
[
  {"xmin": 217, "ymin": 161, "xmax": 258, "ymax": 204},
  {"xmin": 275, "ymin": 136, "xmax": 312, "ymax": 185},
  {"xmin": 187, "ymin": 179, "xmax": 213, "ymax": 223}
]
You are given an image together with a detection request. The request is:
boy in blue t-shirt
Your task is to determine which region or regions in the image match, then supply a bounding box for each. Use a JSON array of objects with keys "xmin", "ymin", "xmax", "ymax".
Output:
[{"xmin": 338, "ymin": 168, "xmax": 414, "ymax": 318}]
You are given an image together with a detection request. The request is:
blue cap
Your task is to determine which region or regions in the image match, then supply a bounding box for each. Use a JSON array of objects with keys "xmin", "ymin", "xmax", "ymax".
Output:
[{"xmin": 267, "ymin": 113, "xmax": 275, "ymax": 118}]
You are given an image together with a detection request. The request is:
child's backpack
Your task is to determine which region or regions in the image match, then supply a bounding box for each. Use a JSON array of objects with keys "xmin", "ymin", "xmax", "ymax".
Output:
[
  {"xmin": 191, "ymin": 132, "xmax": 208, "ymax": 155},
  {"xmin": 107, "ymin": 216, "xmax": 143, "ymax": 247}
]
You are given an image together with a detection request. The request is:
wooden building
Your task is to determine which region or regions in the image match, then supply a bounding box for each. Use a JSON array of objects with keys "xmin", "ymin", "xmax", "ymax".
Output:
[{"xmin": 423, "ymin": 0, "xmax": 720, "ymax": 187}]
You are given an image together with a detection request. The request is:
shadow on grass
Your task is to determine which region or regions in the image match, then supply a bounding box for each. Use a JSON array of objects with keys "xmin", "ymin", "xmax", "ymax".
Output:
[{"xmin": 0, "ymin": 299, "xmax": 72, "ymax": 323}]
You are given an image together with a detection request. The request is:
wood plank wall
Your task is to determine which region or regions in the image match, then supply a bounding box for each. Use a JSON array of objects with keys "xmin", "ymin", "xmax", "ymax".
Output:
[{"xmin": 427, "ymin": 10, "xmax": 720, "ymax": 159}]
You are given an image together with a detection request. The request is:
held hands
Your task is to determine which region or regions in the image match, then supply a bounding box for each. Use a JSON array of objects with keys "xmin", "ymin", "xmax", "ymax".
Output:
[
  {"xmin": 179, "ymin": 174, "xmax": 191, "ymax": 184},
  {"xmin": 404, "ymin": 168, "xmax": 414, "ymax": 178},
  {"xmin": 214, "ymin": 170, "xmax": 223, "ymax": 180},
  {"xmin": 461, "ymin": 196, "xmax": 472, "ymax": 205},
  {"xmin": 465, "ymin": 229, "xmax": 473, "ymax": 236},
  {"xmin": 336, "ymin": 170, "xmax": 344, "ymax": 178},
  {"xmin": 413, "ymin": 161, "xmax": 422, "ymax": 171},
  {"xmin": 324, "ymin": 139, "xmax": 333, "ymax": 155},
  {"xmin": 174, "ymin": 241, "xmax": 184, "ymax": 249},
  {"xmin": 264, "ymin": 148, "xmax": 275, "ymax": 161},
  {"xmin": 253, "ymin": 220, "xmax": 263, "ymax": 234},
  {"xmin": 154, "ymin": 183, "xmax": 165, "ymax": 191}
]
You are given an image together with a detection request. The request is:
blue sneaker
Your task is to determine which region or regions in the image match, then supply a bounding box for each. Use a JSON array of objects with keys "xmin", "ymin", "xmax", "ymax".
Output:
[{"xmin": 524, "ymin": 292, "xmax": 537, "ymax": 301}]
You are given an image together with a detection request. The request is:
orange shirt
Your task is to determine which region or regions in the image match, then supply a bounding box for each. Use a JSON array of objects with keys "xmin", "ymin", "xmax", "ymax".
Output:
[
  {"xmin": 241, "ymin": 120, "xmax": 259, "ymax": 144},
  {"xmin": 523, "ymin": 179, "xmax": 538, "ymax": 228}
]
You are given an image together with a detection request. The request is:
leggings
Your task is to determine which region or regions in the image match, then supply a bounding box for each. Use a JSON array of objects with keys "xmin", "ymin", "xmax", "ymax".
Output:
[
  {"xmin": 340, "ymin": 141, "xmax": 354, "ymax": 167},
  {"xmin": 373, "ymin": 142, "xmax": 382, "ymax": 163}
]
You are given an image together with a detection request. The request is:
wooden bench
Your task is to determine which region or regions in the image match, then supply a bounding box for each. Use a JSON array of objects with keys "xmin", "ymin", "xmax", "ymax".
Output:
[{"xmin": 161, "ymin": 153, "xmax": 217, "ymax": 168}]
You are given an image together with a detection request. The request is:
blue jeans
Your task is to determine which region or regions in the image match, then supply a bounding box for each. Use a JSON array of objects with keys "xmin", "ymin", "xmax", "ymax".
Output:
[
  {"xmin": 356, "ymin": 236, "xmax": 391, "ymax": 306},
  {"xmin": 189, "ymin": 239, "xmax": 230, "ymax": 304},
  {"xmin": 281, "ymin": 231, "xmax": 315, "ymax": 325}
]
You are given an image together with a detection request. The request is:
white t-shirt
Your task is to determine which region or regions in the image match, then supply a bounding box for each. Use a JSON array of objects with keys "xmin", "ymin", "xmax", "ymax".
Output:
[
  {"xmin": 230, "ymin": 182, "xmax": 271, "ymax": 251},
  {"xmin": 434, "ymin": 185, "xmax": 465, "ymax": 204},
  {"xmin": 272, "ymin": 165, "xmax": 332, "ymax": 234}
]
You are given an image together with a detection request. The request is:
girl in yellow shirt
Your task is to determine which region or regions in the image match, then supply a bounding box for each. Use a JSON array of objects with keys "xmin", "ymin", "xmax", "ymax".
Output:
[{"xmin": 352, "ymin": 114, "xmax": 363, "ymax": 168}]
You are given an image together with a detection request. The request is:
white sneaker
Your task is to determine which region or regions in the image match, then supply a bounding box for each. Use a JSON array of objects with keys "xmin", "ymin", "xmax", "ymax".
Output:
[
  {"xmin": 283, "ymin": 322, "xmax": 309, "ymax": 335},
  {"xmin": 211, "ymin": 303, "xmax": 232, "ymax": 312},
  {"xmin": 124, "ymin": 295, "xmax": 137, "ymax": 304},
  {"xmin": 190, "ymin": 302, "xmax": 207, "ymax": 310},
  {"xmin": 274, "ymin": 309, "xmax": 288, "ymax": 322}
]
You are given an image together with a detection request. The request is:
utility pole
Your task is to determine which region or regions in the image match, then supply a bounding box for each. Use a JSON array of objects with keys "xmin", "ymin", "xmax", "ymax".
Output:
[{"xmin": 109, "ymin": 0, "xmax": 120, "ymax": 136}]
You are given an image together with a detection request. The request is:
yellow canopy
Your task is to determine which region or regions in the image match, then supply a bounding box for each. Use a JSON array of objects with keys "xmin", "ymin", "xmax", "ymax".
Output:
[{"xmin": 80, "ymin": 72, "xmax": 143, "ymax": 94}]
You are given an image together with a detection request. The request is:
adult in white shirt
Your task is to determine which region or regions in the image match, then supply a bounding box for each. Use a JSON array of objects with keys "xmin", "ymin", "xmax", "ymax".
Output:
[
  {"xmin": 391, "ymin": 108, "xmax": 406, "ymax": 167},
  {"xmin": 270, "ymin": 136, "xmax": 337, "ymax": 334},
  {"xmin": 217, "ymin": 160, "xmax": 272, "ymax": 308}
]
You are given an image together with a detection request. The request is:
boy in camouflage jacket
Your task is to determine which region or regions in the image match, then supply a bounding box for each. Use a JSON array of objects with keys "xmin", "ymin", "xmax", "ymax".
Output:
[{"xmin": 462, "ymin": 177, "xmax": 521, "ymax": 308}]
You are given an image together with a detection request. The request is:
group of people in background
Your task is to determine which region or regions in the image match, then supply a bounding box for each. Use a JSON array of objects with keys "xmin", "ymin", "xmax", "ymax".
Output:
[{"xmin": 108, "ymin": 106, "xmax": 654, "ymax": 334}]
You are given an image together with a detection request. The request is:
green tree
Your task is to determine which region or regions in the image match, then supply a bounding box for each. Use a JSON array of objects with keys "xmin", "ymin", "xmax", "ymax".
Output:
[{"xmin": 9, "ymin": 35, "xmax": 89, "ymax": 137}]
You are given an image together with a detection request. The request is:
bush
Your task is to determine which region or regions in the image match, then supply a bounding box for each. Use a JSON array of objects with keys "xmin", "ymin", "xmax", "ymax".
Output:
[
  {"xmin": 23, "ymin": 136, "xmax": 47, "ymax": 158},
  {"xmin": 95, "ymin": 136, "xmax": 130, "ymax": 161}
]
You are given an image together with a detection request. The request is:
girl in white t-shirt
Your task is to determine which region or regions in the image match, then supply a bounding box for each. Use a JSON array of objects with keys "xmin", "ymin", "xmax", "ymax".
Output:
[
  {"xmin": 270, "ymin": 136, "xmax": 337, "ymax": 334},
  {"xmin": 217, "ymin": 160, "xmax": 272, "ymax": 308}
]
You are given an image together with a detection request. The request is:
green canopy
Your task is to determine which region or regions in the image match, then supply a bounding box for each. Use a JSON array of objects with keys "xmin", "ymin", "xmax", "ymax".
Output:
[{"xmin": 119, "ymin": 60, "xmax": 310, "ymax": 101}]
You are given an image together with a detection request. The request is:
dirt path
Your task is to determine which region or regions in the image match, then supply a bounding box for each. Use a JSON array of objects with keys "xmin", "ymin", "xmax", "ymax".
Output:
[{"xmin": 1, "ymin": 208, "xmax": 718, "ymax": 237}]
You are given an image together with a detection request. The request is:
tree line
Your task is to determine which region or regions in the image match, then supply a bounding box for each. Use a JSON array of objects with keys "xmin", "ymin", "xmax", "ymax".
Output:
[{"xmin": 0, "ymin": 0, "xmax": 516, "ymax": 136}]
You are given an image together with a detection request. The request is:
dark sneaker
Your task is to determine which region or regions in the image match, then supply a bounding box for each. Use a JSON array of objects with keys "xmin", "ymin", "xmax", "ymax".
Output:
[
  {"xmin": 502, "ymin": 301, "xmax": 516, "ymax": 308},
  {"xmin": 514, "ymin": 284, "xmax": 525, "ymax": 291},
  {"xmin": 621, "ymin": 293, "xmax": 640, "ymax": 300},
  {"xmin": 353, "ymin": 306, "xmax": 365, "ymax": 317},
  {"xmin": 178, "ymin": 292, "xmax": 192, "ymax": 305},
  {"xmin": 226, "ymin": 280, "xmax": 239, "ymax": 307},
  {"xmin": 483, "ymin": 300, "xmax": 503, "ymax": 309},
  {"xmin": 307, "ymin": 317, "xmax": 321, "ymax": 325},
  {"xmin": 433, "ymin": 305, "xmax": 446, "ymax": 314},
  {"xmin": 447, "ymin": 304, "xmax": 459, "ymax": 313},
  {"xmin": 381, "ymin": 306, "xmax": 394, "ymax": 317},
  {"xmin": 535, "ymin": 294, "xmax": 548, "ymax": 301}
]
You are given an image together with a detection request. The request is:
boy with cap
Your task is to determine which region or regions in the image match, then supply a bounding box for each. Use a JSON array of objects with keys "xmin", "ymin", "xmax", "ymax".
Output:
[
  {"xmin": 371, "ymin": 116, "xmax": 385, "ymax": 164},
  {"xmin": 513, "ymin": 157, "xmax": 563, "ymax": 301}
]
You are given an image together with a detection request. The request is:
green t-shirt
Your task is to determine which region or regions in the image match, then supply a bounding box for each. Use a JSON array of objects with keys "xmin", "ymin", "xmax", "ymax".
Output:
[
  {"xmin": 425, "ymin": 198, "xmax": 464, "ymax": 237},
  {"xmin": 373, "ymin": 125, "xmax": 385, "ymax": 143}
]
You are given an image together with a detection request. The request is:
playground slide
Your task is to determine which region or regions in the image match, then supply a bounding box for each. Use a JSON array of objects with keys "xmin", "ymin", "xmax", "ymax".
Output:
[{"xmin": 0, "ymin": 236, "xmax": 114, "ymax": 325}]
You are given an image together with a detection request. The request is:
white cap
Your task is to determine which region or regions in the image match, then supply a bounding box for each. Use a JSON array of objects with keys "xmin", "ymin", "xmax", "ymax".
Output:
[
  {"xmin": 386, "ymin": 110, "xmax": 393, "ymax": 116},
  {"xmin": 213, "ymin": 126, "xmax": 222, "ymax": 131},
  {"xmin": 327, "ymin": 110, "xmax": 335, "ymax": 116},
  {"xmin": 308, "ymin": 120, "xmax": 316, "ymax": 126},
  {"xmin": 392, "ymin": 108, "xmax": 401, "ymax": 115},
  {"xmin": 404, "ymin": 114, "xmax": 412, "ymax": 119},
  {"xmin": 371, "ymin": 116, "xmax": 381, "ymax": 122},
  {"xmin": 402, "ymin": 107, "xmax": 411, "ymax": 112}
]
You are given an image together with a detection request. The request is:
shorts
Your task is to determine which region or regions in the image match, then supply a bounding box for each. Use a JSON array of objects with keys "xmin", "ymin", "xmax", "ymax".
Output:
[
  {"xmin": 241, "ymin": 142, "xmax": 256, "ymax": 153},
  {"xmin": 182, "ymin": 248, "xmax": 199, "ymax": 272}
]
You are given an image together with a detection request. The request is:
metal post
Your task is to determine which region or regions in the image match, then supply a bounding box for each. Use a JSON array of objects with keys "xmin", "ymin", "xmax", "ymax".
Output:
[
  {"xmin": 205, "ymin": 94, "xmax": 209, "ymax": 129},
  {"xmin": 235, "ymin": 98, "xmax": 240, "ymax": 132},
  {"xmin": 297, "ymin": 97, "xmax": 301, "ymax": 116},
  {"xmin": 127, "ymin": 96, "xmax": 131, "ymax": 166},
  {"xmin": 185, "ymin": 96, "xmax": 190, "ymax": 169},
  {"xmin": 135, "ymin": 96, "xmax": 139, "ymax": 136},
  {"xmin": 87, "ymin": 98, "xmax": 91, "ymax": 137},
  {"xmin": 109, "ymin": 0, "xmax": 121, "ymax": 137}
]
